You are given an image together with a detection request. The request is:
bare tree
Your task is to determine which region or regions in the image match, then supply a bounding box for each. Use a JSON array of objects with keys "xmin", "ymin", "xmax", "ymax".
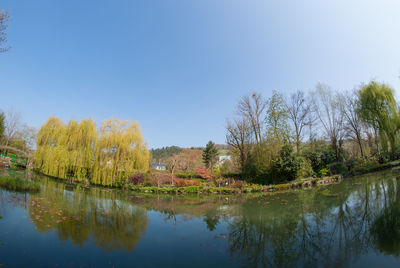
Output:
[
  {"xmin": 226, "ymin": 118, "xmax": 252, "ymax": 170},
  {"xmin": 285, "ymin": 90, "xmax": 311, "ymax": 153},
  {"xmin": 2, "ymin": 108, "xmax": 22, "ymax": 147},
  {"xmin": 313, "ymin": 84, "xmax": 345, "ymax": 161},
  {"xmin": 237, "ymin": 93, "xmax": 267, "ymax": 145},
  {"xmin": 339, "ymin": 89, "xmax": 365, "ymax": 158},
  {"xmin": 0, "ymin": 10, "xmax": 10, "ymax": 53}
]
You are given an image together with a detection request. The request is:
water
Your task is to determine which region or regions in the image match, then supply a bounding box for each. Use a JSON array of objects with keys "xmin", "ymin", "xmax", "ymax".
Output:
[{"xmin": 0, "ymin": 170, "xmax": 400, "ymax": 267}]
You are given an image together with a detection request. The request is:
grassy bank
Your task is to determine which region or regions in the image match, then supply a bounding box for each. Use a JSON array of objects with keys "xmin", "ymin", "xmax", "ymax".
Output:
[{"xmin": 0, "ymin": 177, "xmax": 40, "ymax": 192}]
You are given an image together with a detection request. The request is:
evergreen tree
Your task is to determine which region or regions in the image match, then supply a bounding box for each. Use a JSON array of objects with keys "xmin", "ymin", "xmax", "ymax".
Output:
[{"xmin": 202, "ymin": 141, "xmax": 218, "ymax": 172}]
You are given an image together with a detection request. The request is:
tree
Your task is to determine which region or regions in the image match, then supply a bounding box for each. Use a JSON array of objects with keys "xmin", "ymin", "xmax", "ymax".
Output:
[
  {"xmin": 35, "ymin": 116, "xmax": 150, "ymax": 186},
  {"xmin": 271, "ymin": 144, "xmax": 302, "ymax": 182},
  {"xmin": 0, "ymin": 10, "xmax": 10, "ymax": 53},
  {"xmin": 285, "ymin": 90, "xmax": 311, "ymax": 153},
  {"xmin": 338, "ymin": 89, "xmax": 365, "ymax": 158},
  {"xmin": 2, "ymin": 108, "xmax": 22, "ymax": 148},
  {"xmin": 202, "ymin": 141, "xmax": 219, "ymax": 172},
  {"xmin": 266, "ymin": 90, "xmax": 291, "ymax": 142},
  {"xmin": 226, "ymin": 118, "xmax": 252, "ymax": 171},
  {"xmin": 0, "ymin": 112, "xmax": 4, "ymax": 139},
  {"xmin": 238, "ymin": 93, "xmax": 267, "ymax": 145},
  {"xmin": 357, "ymin": 81, "xmax": 400, "ymax": 159},
  {"xmin": 313, "ymin": 84, "xmax": 345, "ymax": 161}
]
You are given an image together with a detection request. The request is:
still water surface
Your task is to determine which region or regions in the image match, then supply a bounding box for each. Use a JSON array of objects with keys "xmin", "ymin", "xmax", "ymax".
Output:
[{"xmin": 0, "ymin": 170, "xmax": 400, "ymax": 267}]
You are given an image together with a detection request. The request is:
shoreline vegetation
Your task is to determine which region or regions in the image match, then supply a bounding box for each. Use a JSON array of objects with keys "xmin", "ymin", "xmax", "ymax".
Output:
[
  {"xmin": 30, "ymin": 158, "xmax": 400, "ymax": 195},
  {"xmin": 3, "ymin": 82, "xmax": 400, "ymax": 196},
  {"xmin": 0, "ymin": 176, "xmax": 40, "ymax": 192}
]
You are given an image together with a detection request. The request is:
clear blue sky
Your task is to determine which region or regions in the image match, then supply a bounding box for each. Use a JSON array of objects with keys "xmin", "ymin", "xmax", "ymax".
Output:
[{"xmin": 1, "ymin": 0, "xmax": 399, "ymax": 148}]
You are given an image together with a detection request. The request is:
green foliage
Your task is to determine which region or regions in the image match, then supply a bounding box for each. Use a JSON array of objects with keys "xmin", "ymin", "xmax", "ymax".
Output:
[
  {"xmin": 150, "ymin": 146, "xmax": 182, "ymax": 162},
  {"xmin": 328, "ymin": 162, "xmax": 348, "ymax": 175},
  {"xmin": 303, "ymin": 146, "xmax": 336, "ymax": 174},
  {"xmin": 271, "ymin": 144, "xmax": 302, "ymax": 183},
  {"xmin": 35, "ymin": 116, "xmax": 150, "ymax": 186},
  {"xmin": 241, "ymin": 147, "xmax": 271, "ymax": 184},
  {"xmin": 297, "ymin": 157, "xmax": 314, "ymax": 178},
  {"xmin": 184, "ymin": 186, "xmax": 201, "ymax": 194},
  {"xmin": 0, "ymin": 177, "xmax": 40, "ymax": 192},
  {"xmin": 266, "ymin": 91, "xmax": 291, "ymax": 142},
  {"xmin": 358, "ymin": 81, "xmax": 400, "ymax": 159},
  {"xmin": 319, "ymin": 167, "xmax": 330, "ymax": 177},
  {"xmin": 202, "ymin": 141, "xmax": 218, "ymax": 171}
]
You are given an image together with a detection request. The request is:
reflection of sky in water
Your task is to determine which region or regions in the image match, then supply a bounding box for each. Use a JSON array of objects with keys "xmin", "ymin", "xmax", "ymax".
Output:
[{"xmin": 0, "ymin": 171, "xmax": 400, "ymax": 267}]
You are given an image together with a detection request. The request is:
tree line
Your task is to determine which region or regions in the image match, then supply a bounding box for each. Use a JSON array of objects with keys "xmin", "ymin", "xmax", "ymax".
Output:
[{"xmin": 225, "ymin": 81, "xmax": 400, "ymax": 184}]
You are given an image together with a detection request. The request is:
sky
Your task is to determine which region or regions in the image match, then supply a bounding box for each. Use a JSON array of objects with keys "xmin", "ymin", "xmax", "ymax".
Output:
[{"xmin": 1, "ymin": 0, "xmax": 400, "ymax": 149}]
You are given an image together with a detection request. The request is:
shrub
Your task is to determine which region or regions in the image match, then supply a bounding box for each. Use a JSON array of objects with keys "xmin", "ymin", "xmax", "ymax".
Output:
[
  {"xmin": 174, "ymin": 178, "xmax": 201, "ymax": 187},
  {"xmin": 147, "ymin": 173, "xmax": 176, "ymax": 187},
  {"xmin": 184, "ymin": 186, "xmax": 201, "ymax": 194},
  {"xmin": 175, "ymin": 171, "xmax": 200, "ymax": 179},
  {"xmin": 297, "ymin": 157, "xmax": 314, "ymax": 179},
  {"xmin": 127, "ymin": 173, "xmax": 145, "ymax": 185},
  {"xmin": 328, "ymin": 162, "xmax": 348, "ymax": 175},
  {"xmin": 271, "ymin": 144, "xmax": 302, "ymax": 183},
  {"xmin": 303, "ymin": 147, "xmax": 336, "ymax": 174},
  {"xmin": 195, "ymin": 168, "xmax": 212, "ymax": 180},
  {"xmin": 319, "ymin": 167, "xmax": 330, "ymax": 176},
  {"xmin": 231, "ymin": 179, "xmax": 245, "ymax": 188}
]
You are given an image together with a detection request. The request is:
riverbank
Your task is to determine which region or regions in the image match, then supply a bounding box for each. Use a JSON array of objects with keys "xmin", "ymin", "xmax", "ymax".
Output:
[
  {"xmin": 0, "ymin": 176, "xmax": 40, "ymax": 192},
  {"xmin": 26, "ymin": 159, "xmax": 400, "ymax": 195}
]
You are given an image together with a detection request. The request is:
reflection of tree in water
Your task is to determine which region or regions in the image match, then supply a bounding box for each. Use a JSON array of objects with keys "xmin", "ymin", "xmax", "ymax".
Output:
[
  {"xmin": 28, "ymin": 177, "xmax": 148, "ymax": 252},
  {"xmin": 371, "ymin": 176, "xmax": 400, "ymax": 256},
  {"xmin": 228, "ymin": 173, "xmax": 400, "ymax": 267}
]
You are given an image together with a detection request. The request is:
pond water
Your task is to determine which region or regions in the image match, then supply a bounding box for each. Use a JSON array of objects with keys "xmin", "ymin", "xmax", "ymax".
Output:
[{"xmin": 0, "ymin": 170, "xmax": 400, "ymax": 267}]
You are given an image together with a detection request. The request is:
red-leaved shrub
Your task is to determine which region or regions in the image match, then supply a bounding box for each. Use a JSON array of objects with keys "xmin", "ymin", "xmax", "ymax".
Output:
[{"xmin": 195, "ymin": 168, "xmax": 212, "ymax": 180}]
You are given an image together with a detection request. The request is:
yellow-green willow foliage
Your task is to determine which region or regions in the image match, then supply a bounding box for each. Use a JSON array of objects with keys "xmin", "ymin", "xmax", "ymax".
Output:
[{"xmin": 35, "ymin": 117, "xmax": 150, "ymax": 186}]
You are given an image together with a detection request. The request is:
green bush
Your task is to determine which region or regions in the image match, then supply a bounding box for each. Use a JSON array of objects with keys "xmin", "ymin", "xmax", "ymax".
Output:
[
  {"xmin": 271, "ymin": 144, "xmax": 302, "ymax": 183},
  {"xmin": 303, "ymin": 146, "xmax": 335, "ymax": 174},
  {"xmin": 184, "ymin": 186, "xmax": 201, "ymax": 194},
  {"xmin": 329, "ymin": 162, "xmax": 348, "ymax": 175},
  {"xmin": 297, "ymin": 157, "xmax": 314, "ymax": 178}
]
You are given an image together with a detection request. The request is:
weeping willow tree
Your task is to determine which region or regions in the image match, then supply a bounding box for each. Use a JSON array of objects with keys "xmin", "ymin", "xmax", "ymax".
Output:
[
  {"xmin": 91, "ymin": 119, "xmax": 150, "ymax": 186},
  {"xmin": 35, "ymin": 117, "xmax": 150, "ymax": 186}
]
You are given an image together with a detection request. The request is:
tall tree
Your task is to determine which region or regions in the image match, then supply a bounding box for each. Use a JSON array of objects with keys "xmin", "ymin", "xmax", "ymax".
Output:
[
  {"xmin": 266, "ymin": 90, "xmax": 290, "ymax": 142},
  {"xmin": 237, "ymin": 93, "xmax": 267, "ymax": 145},
  {"xmin": 285, "ymin": 90, "xmax": 311, "ymax": 153},
  {"xmin": 2, "ymin": 109, "xmax": 22, "ymax": 148},
  {"xmin": 357, "ymin": 81, "xmax": 400, "ymax": 159},
  {"xmin": 202, "ymin": 141, "xmax": 219, "ymax": 172},
  {"xmin": 0, "ymin": 10, "xmax": 10, "ymax": 53},
  {"xmin": 226, "ymin": 118, "xmax": 252, "ymax": 171},
  {"xmin": 338, "ymin": 89, "xmax": 365, "ymax": 158},
  {"xmin": 313, "ymin": 84, "xmax": 345, "ymax": 161},
  {"xmin": 0, "ymin": 112, "xmax": 4, "ymax": 140}
]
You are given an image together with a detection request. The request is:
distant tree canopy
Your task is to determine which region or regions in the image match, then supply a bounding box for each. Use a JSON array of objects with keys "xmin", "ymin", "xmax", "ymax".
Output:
[
  {"xmin": 35, "ymin": 116, "xmax": 150, "ymax": 186},
  {"xmin": 150, "ymin": 146, "xmax": 182, "ymax": 163}
]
